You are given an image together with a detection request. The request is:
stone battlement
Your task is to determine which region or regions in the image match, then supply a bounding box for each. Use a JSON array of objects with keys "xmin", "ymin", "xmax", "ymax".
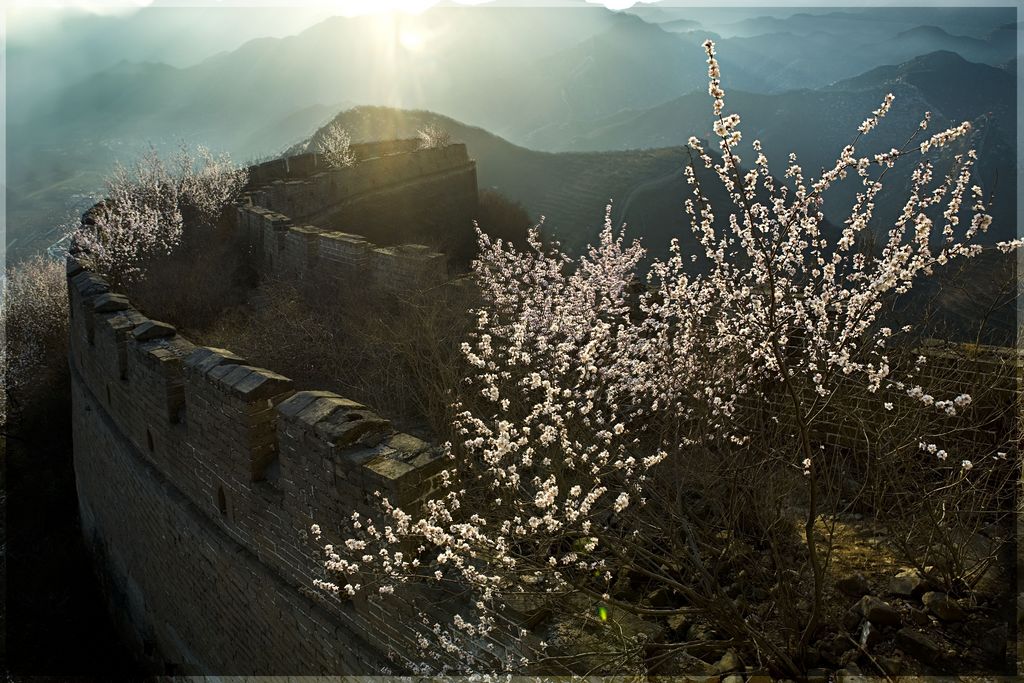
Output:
[
  {"xmin": 67, "ymin": 258, "xmax": 462, "ymax": 674},
  {"xmin": 236, "ymin": 202, "xmax": 448, "ymax": 293},
  {"xmin": 247, "ymin": 139, "xmax": 425, "ymax": 186},
  {"xmin": 241, "ymin": 141, "xmax": 479, "ymax": 269}
]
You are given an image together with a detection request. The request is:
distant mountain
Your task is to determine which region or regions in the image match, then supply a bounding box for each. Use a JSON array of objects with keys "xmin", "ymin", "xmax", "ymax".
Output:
[
  {"xmin": 13, "ymin": 8, "xmax": 629, "ymax": 151},
  {"xmin": 827, "ymin": 50, "xmax": 1015, "ymax": 127},
  {"xmin": 708, "ymin": 8, "xmax": 1014, "ymax": 40},
  {"xmin": 6, "ymin": 6, "xmax": 1017, "ymax": 262},
  {"xmin": 657, "ymin": 18, "xmax": 703, "ymax": 33},
  {"xmin": 5, "ymin": 7, "xmax": 628, "ymax": 260},
  {"xmin": 665, "ymin": 14, "xmax": 1015, "ymax": 94},
  {"xmin": 485, "ymin": 14, "xmax": 710, "ymax": 144},
  {"xmin": 235, "ymin": 102, "xmax": 353, "ymax": 162},
  {"xmin": 527, "ymin": 51, "xmax": 1016, "ymax": 244}
]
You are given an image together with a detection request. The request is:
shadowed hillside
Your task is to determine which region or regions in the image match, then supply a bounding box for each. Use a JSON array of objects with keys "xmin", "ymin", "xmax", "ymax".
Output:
[{"xmin": 524, "ymin": 51, "xmax": 1016, "ymax": 245}]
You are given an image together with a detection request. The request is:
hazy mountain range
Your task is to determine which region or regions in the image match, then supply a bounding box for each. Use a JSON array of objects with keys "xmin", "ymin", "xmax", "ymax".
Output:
[{"xmin": 6, "ymin": 5, "xmax": 1018, "ymax": 263}]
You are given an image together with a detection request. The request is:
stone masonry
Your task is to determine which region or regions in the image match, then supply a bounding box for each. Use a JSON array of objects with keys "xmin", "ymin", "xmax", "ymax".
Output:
[
  {"xmin": 238, "ymin": 139, "xmax": 479, "ymax": 288},
  {"xmin": 67, "ymin": 258, "xmax": 473, "ymax": 674}
]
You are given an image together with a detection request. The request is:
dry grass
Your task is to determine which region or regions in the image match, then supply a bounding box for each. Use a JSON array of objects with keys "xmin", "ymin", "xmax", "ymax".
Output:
[{"xmin": 194, "ymin": 275, "xmax": 476, "ymax": 438}]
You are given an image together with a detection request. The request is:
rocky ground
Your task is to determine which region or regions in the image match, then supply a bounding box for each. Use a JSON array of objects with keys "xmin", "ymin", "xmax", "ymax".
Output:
[{"xmin": 537, "ymin": 511, "xmax": 1016, "ymax": 680}]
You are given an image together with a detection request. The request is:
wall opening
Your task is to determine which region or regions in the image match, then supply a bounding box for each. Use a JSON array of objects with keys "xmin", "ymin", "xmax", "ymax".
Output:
[
  {"xmin": 217, "ymin": 487, "xmax": 227, "ymax": 516},
  {"xmin": 146, "ymin": 429, "xmax": 154, "ymax": 453}
]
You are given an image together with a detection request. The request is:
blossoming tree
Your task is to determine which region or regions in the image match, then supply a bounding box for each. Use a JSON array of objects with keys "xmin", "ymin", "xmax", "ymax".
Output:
[
  {"xmin": 313, "ymin": 41, "xmax": 1020, "ymax": 677},
  {"xmin": 314, "ymin": 120, "xmax": 357, "ymax": 168},
  {"xmin": 0, "ymin": 256, "xmax": 68, "ymax": 428},
  {"xmin": 73, "ymin": 144, "xmax": 247, "ymax": 286}
]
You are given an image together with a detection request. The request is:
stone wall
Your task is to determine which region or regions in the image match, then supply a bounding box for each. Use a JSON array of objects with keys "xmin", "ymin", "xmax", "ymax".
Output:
[
  {"xmin": 744, "ymin": 338, "xmax": 1021, "ymax": 459},
  {"xmin": 236, "ymin": 202, "xmax": 448, "ymax": 294},
  {"xmin": 244, "ymin": 141, "xmax": 479, "ymax": 268},
  {"xmin": 248, "ymin": 140, "xmax": 423, "ymax": 186},
  {"xmin": 67, "ymin": 259, "xmax": 465, "ymax": 674}
]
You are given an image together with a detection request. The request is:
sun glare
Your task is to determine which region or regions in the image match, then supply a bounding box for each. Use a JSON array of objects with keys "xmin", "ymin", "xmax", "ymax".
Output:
[{"xmin": 398, "ymin": 28, "xmax": 426, "ymax": 51}]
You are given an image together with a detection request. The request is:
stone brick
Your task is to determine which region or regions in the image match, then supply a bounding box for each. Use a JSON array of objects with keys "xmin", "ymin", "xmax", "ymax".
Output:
[{"xmin": 133, "ymin": 320, "xmax": 177, "ymax": 341}]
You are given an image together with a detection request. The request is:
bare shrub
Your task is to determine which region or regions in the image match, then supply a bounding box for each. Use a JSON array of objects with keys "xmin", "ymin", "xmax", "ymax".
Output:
[
  {"xmin": 196, "ymin": 275, "xmax": 476, "ymax": 437},
  {"xmin": 123, "ymin": 220, "xmax": 250, "ymax": 334}
]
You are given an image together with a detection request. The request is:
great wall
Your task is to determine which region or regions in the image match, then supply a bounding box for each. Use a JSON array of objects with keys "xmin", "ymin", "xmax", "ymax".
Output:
[
  {"xmin": 67, "ymin": 140, "xmax": 501, "ymax": 674},
  {"xmin": 66, "ymin": 138, "xmax": 1022, "ymax": 676}
]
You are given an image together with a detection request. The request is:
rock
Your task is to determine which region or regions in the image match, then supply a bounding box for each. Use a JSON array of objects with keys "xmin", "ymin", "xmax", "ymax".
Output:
[
  {"xmin": 667, "ymin": 613, "xmax": 689, "ymax": 635},
  {"xmin": 647, "ymin": 651, "xmax": 716, "ymax": 677},
  {"xmin": 855, "ymin": 595, "xmax": 901, "ymax": 627},
  {"xmin": 685, "ymin": 622, "xmax": 716, "ymax": 642},
  {"xmin": 649, "ymin": 587, "xmax": 672, "ymax": 608},
  {"xmin": 907, "ymin": 606, "xmax": 931, "ymax": 627},
  {"xmin": 806, "ymin": 668, "xmax": 830, "ymax": 683},
  {"xmin": 722, "ymin": 675, "xmax": 744, "ymax": 683},
  {"xmin": 714, "ymin": 649, "xmax": 742, "ymax": 674},
  {"xmin": 818, "ymin": 633, "xmax": 848, "ymax": 663},
  {"xmin": 838, "ymin": 648, "xmax": 860, "ymax": 667},
  {"xmin": 836, "ymin": 572, "xmax": 870, "ymax": 597},
  {"xmin": 836, "ymin": 669, "xmax": 870, "ymax": 683},
  {"xmin": 842, "ymin": 606, "xmax": 862, "ymax": 631},
  {"xmin": 896, "ymin": 627, "xmax": 943, "ymax": 666},
  {"xmin": 815, "ymin": 634, "xmax": 847, "ymax": 663},
  {"xmin": 860, "ymin": 620, "xmax": 882, "ymax": 648},
  {"xmin": 889, "ymin": 568, "xmax": 931, "ymax": 598},
  {"xmin": 921, "ymin": 591, "xmax": 965, "ymax": 622},
  {"xmin": 876, "ymin": 654, "xmax": 904, "ymax": 675},
  {"xmin": 93, "ymin": 292, "xmax": 131, "ymax": 313}
]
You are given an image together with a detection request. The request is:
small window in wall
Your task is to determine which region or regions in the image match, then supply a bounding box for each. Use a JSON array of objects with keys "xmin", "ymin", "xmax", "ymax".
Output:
[
  {"xmin": 146, "ymin": 428, "xmax": 154, "ymax": 453},
  {"xmin": 217, "ymin": 487, "xmax": 228, "ymax": 516}
]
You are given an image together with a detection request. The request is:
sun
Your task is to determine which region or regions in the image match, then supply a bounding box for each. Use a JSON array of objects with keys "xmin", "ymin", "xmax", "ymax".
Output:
[{"xmin": 398, "ymin": 28, "xmax": 426, "ymax": 51}]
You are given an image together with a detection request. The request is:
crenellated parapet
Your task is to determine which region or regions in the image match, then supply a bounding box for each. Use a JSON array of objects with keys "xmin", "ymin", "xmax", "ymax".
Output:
[
  {"xmin": 67, "ymin": 256, "xmax": 458, "ymax": 674},
  {"xmin": 236, "ymin": 202, "xmax": 449, "ymax": 293},
  {"xmin": 238, "ymin": 139, "xmax": 478, "ymax": 279}
]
